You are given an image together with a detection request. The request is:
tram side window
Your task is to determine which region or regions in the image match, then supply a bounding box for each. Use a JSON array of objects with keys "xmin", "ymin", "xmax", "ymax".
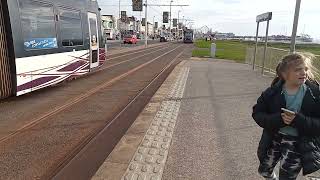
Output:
[
  {"xmin": 59, "ymin": 10, "xmax": 83, "ymax": 47},
  {"xmin": 19, "ymin": 0, "xmax": 57, "ymax": 50}
]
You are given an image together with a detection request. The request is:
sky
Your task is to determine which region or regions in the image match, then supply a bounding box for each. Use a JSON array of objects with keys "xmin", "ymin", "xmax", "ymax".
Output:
[{"xmin": 98, "ymin": 0, "xmax": 320, "ymax": 40}]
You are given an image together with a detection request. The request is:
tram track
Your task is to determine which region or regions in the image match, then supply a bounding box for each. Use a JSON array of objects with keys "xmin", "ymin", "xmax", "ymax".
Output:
[
  {"xmin": 52, "ymin": 48, "xmax": 185, "ymax": 180},
  {"xmin": 106, "ymin": 43, "xmax": 167, "ymax": 60},
  {"xmin": 0, "ymin": 43, "xmax": 189, "ymax": 179},
  {"xmin": 0, "ymin": 44, "xmax": 173, "ymax": 140},
  {"xmin": 0, "ymin": 45, "xmax": 177, "ymax": 144},
  {"xmin": 99, "ymin": 45, "xmax": 172, "ymax": 72}
]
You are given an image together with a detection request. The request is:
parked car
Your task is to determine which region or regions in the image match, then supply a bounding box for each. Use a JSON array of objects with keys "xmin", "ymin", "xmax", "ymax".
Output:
[{"xmin": 123, "ymin": 35, "xmax": 138, "ymax": 44}]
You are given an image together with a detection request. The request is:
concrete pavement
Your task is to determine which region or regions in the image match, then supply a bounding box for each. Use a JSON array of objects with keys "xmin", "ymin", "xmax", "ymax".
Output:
[
  {"xmin": 92, "ymin": 57, "xmax": 319, "ymax": 180},
  {"xmin": 162, "ymin": 58, "xmax": 266, "ymax": 180}
]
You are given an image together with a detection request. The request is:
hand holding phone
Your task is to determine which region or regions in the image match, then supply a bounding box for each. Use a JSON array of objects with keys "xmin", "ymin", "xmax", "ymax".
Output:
[
  {"xmin": 281, "ymin": 108, "xmax": 296, "ymax": 115},
  {"xmin": 281, "ymin": 108, "xmax": 296, "ymax": 125}
]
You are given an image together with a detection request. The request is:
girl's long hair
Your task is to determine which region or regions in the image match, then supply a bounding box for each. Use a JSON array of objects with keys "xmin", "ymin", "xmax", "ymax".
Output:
[{"xmin": 271, "ymin": 52, "xmax": 319, "ymax": 86}]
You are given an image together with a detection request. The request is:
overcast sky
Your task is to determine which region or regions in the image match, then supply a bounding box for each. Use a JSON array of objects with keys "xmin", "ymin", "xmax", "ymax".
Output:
[{"xmin": 98, "ymin": 0, "xmax": 320, "ymax": 40}]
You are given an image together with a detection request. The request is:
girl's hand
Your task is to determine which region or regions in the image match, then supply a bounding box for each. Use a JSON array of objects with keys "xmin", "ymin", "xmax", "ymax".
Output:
[{"xmin": 281, "ymin": 113, "xmax": 296, "ymax": 125}]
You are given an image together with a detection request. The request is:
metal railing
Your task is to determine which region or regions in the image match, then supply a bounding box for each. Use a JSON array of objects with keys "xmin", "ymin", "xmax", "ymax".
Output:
[{"xmin": 246, "ymin": 47, "xmax": 320, "ymax": 79}]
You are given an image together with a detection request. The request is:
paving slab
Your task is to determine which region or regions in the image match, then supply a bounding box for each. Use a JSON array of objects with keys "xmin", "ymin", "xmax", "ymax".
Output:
[{"xmin": 92, "ymin": 58, "xmax": 320, "ymax": 180}]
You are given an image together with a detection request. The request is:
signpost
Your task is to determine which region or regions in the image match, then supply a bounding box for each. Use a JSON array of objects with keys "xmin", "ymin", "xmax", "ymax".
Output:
[{"xmin": 253, "ymin": 12, "xmax": 272, "ymax": 75}]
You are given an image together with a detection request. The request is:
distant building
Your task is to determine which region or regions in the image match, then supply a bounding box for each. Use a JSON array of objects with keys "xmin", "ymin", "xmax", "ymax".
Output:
[
  {"xmin": 265, "ymin": 34, "xmax": 312, "ymax": 42},
  {"xmin": 101, "ymin": 15, "xmax": 117, "ymax": 40},
  {"xmin": 214, "ymin": 32, "xmax": 235, "ymax": 40},
  {"xmin": 127, "ymin": 16, "xmax": 137, "ymax": 31}
]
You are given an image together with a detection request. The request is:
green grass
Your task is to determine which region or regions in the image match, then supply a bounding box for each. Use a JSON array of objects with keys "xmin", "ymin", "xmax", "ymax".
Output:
[
  {"xmin": 195, "ymin": 40, "xmax": 212, "ymax": 48},
  {"xmin": 193, "ymin": 39, "xmax": 320, "ymax": 63},
  {"xmin": 271, "ymin": 43, "xmax": 320, "ymax": 55},
  {"xmin": 215, "ymin": 40, "xmax": 247, "ymax": 63},
  {"xmin": 193, "ymin": 40, "xmax": 247, "ymax": 62},
  {"xmin": 192, "ymin": 40, "xmax": 320, "ymax": 63},
  {"xmin": 192, "ymin": 49, "xmax": 211, "ymax": 57},
  {"xmin": 239, "ymin": 41, "xmax": 320, "ymax": 55}
]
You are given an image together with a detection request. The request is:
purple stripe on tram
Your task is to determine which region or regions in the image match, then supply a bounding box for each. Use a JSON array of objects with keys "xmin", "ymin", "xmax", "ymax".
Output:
[
  {"xmin": 57, "ymin": 61, "xmax": 86, "ymax": 72},
  {"xmin": 83, "ymin": 64, "xmax": 90, "ymax": 70},
  {"xmin": 17, "ymin": 76, "xmax": 59, "ymax": 92},
  {"xmin": 99, "ymin": 49, "xmax": 106, "ymax": 61}
]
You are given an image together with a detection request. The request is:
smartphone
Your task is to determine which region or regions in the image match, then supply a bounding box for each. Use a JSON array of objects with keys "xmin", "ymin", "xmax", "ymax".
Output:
[{"xmin": 281, "ymin": 108, "xmax": 296, "ymax": 115}]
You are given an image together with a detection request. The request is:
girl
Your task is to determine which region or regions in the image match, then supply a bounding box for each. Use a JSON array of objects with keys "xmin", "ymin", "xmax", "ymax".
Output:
[{"xmin": 252, "ymin": 53, "xmax": 320, "ymax": 180}]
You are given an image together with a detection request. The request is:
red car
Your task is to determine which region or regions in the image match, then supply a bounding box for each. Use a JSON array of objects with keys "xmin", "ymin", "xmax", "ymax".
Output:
[{"xmin": 123, "ymin": 35, "xmax": 138, "ymax": 44}]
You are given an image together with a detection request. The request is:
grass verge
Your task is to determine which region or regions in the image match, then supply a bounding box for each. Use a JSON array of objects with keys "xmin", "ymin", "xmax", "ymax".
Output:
[
  {"xmin": 193, "ymin": 39, "xmax": 320, "ymax": 63},
  {"xmin": 215, "ymin": 40, "xmax": 247, "ymax": 63}
]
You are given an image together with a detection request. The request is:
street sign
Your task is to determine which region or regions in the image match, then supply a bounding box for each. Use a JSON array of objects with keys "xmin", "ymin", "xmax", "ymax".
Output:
[
  {"xmin": 253, "ymin": 11, "xmax": 272, "ymax": 74},
  {"xmin": 173, "ymin": 18, "xmax": 177, "ymax": 27},
  {"xmin": 132, "ymin": 0, "xmax": 143, "ymax": 11},
  {"xmin": 163, "ymin": 12, "xmax": 169, "ymax": 23},
  {"xmin": 256, "ymin": 12, "xmax": 272, "ymax": 22},
  {"xmin": 121, "ymin": 11, "xmax": 126, "ymax": 22}
]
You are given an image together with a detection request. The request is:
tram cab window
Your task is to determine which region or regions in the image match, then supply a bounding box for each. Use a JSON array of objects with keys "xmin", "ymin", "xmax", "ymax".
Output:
[
  {"xmin": 19, "ymin": 0, "xmax": 58, "ymax": 50},
  {"xmin": 59, "ymin": 10, "xmax": 83, "ymax": 47}
]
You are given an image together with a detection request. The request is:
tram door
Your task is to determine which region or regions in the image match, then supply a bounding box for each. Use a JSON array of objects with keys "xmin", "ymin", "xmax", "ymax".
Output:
[
  {"xmin": 0, "ymin": 2, "xmax": 12, "ymax": 99},
  {"xmin": 87, "ymin": 12, "xmax": 99, "ymax": 69}
]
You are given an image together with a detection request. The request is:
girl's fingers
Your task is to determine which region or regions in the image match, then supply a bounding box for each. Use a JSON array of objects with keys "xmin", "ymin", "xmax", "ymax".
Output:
[
  {"xmin": 282, "ymin": 113, "xmax": 295, "ymax": 121},
  {"xmin": 281, "ymin": 113, "xmax": 294, "ymax": 125}
]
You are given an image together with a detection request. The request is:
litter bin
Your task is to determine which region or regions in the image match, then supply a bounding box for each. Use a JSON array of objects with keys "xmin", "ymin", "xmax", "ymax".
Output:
[{"xmin": 211, "ymin": 43, "xmax": 216, "ymax": 57}]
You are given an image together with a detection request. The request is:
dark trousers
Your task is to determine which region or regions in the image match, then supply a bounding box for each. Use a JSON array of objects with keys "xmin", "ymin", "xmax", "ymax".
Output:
[{"xmin": 258, "ymin": 133, "xmax": 302, "ymax": 180}]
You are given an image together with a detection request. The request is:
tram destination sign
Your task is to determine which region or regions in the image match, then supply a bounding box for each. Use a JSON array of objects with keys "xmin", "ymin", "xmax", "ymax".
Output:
[{"xmin": 256, "ymin": 12, "xmax": 272, "ymax": 22}]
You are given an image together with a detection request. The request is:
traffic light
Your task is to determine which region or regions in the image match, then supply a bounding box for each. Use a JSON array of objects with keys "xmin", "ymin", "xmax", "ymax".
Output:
[
  {"xmin": 163, "ymin": 12, "xmax": 168, "ymax": 23},
  {"xmin": 121, "ymin": 11, "xmax": 126, "ymax": 22},
  {"xmin": 142, "ymin": 18, "xmax": 145, "ymax": 26},
  {"xmin": 132, "ymin": 0, "xmax": 143, "ymax": 11},
  {"xmin": 173, "ymin": 18, "xmax": 177, "ymax": 27}
]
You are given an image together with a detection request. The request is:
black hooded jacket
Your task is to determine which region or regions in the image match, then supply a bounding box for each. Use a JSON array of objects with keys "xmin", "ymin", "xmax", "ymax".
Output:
[{"xmin": 252, "ymin": 80, "xmax": 320, "ymax": 175}]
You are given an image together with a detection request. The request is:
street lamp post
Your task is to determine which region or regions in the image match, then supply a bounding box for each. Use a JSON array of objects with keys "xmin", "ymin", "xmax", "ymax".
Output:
[
  {"xmin": 153, "ymin": 16, "xmax": 155, "ymax": 36},
  {"xmin": 290, "ymin": 0, "xmax": 301, "ymax": 53},
  {"xmin": 178, "ymin": 10, "xmax": 181, "ymax": 38},
  {"xmin": 178, "ymin": 10, "xmax": 181, "ymax": 25},
  {"xmin": 118, "ymin": 0, "xmax": 121, "ymax": 47},
  {"xmin": 169, "ymin": 0, "xmax": 173, "ymax": 37},
  {"xmin": 145, "ymin": 0, "xmax": 148, "ymax": 47},
  {"xmin": 182, "ymin": 16, "xmax": 184, "ymax": 26}
]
